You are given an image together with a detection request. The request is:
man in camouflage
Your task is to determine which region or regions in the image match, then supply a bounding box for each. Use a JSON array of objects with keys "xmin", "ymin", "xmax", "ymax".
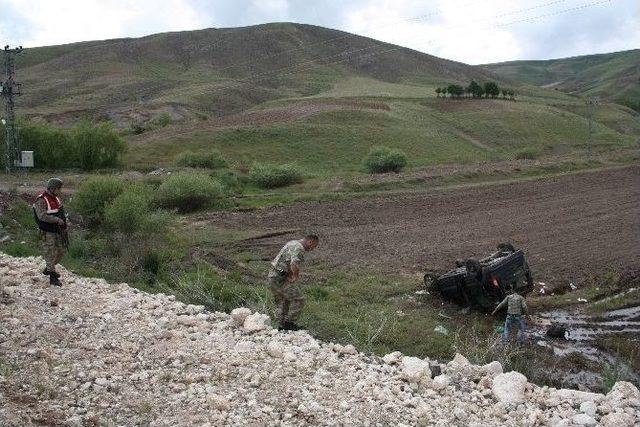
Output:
[
  {"xmin": 492, "ymin": 290, "xmax": 528, "ymax": 344},
  {"xmin": 268, "ymin": 235, "xmax": 319, "ymax": 331},
  {"xmin": 33, "ymin": 178, "xmax": 68, "ymax": 287}
]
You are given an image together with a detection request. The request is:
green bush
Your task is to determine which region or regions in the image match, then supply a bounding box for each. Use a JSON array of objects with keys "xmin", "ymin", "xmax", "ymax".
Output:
[
  {"xmin": 155, "ymin": 172, "xmax": 225, "ymax": 212},
  {"xmin": 1, "ymin": 120, "xmax": 126, "ymax": 170},
  {"xmin": 71, "ymin": 121, "xmax": 126, "ymax": 170},
  {"xmin": 249, "ymin": 163, "xmax": 303, "ymax": 189},
  {"xmin": 514, "ymin": 148, "xmax": 542, "ymax": 160},
  {"xmin": 73, "ymin": 176, "xmax": 126, "ymax": 225},
  {"xmin": 364, "ymin": 146, "xmax": 408, "ymax": 173},
  {"xmin": 175, "ymin": 150, "xmax": 227, "ymax": 169},
  {"xmin": 104, "ymin": 189, "xmax": 151, "ymax": 234}
]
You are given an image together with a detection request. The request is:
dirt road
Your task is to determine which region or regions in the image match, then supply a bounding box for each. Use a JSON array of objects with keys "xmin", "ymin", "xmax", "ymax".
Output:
[{"xmin": 208, "ymin": 166, "xmax": 640, "ymax": 285}]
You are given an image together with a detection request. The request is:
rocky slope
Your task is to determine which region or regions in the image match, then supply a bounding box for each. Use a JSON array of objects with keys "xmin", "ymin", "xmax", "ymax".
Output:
[{"xmin": 0, "ymin": 253, "xmax": 638, "ymax": 426}]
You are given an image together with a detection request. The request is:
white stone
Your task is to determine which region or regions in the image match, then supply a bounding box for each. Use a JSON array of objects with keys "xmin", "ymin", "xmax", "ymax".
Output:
[
  {"xmin": 600, "ymin": 412, "xmax": 635, "ymax": 427},
  {"xmin": 265, "ymin": 341, "xmax": 284, "ymax": 358},
  {"xmin": 382, "ymin": 351, "xmax": 402, "ymax": 365},
  {"xmin": 431, "ymin": 374, "xmax": 450, "ymax": 391},
  {"xmin": 571, "ymin": 413, "xmax": 597, "ymax": 426},
  {"xmin": 234, "ymin": 341, "xmax": 254, "ymax": 353},
  {"xmin": 492, "ymin": 371, "xmax": 528, "ymax": 404},
  {"xmin": 550, "ymin": 389, "xmax": 605, "ymax": 404},
  {"xmin": 607, "ymin": 382, "xmax": 640, "ymax": 407},
  {"xmin": 230, "ymin": 307, "xmax": 251, "ymax": 326},
  {"xmin": 481, "ymin": 361, "xmax": 503, "ymax": 378},
  {"xmin": 580, "ymin": 401, "xmax": 597, "ymax": 417},
  {"xmin": 400, "ymin": 356, "xmax": 431, "ymax": 385},
  {"xmin": 243, "ymin": 313, "xmax": 271, "ymax": 333}
]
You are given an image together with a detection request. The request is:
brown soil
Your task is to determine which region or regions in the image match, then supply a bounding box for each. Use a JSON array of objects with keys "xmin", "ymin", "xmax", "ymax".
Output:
[{"xmin": 206, "ymin": 166, "xmax": 640, "ymax": 285}]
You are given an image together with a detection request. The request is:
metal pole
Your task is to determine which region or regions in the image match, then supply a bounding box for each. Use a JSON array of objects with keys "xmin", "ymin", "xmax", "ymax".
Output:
[{"xmin": 1, "ymin": 45, "xmax": 23, "ymax": 173}]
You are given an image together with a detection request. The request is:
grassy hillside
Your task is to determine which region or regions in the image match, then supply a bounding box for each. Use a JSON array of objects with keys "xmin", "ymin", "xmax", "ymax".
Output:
[
  {"xmin": 483, "ymin": 49, "xmax": 640, "ymax": 111},
  {"xmin": 15, "ymin": 23, "xmax": 497, "ymax": 126},
  {"xmin": 7, "ymin": 23, "xmax": 640, "ymax": 178}
]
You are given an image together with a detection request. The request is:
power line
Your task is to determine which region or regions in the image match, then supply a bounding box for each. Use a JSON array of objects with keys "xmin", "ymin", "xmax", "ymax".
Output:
[{"xmin": 1, "ymin": 45, "xmax": 24, "ymax": 174}]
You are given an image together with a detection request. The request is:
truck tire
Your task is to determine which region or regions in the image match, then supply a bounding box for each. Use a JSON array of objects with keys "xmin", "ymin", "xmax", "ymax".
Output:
[
  {"xmin": 497, "ymin": 242, "xmax": 516, "ymax": 252},
  {"xmin": 464, "ymin": 259, "xmax": 482, "ymax": 281},
  {"xmin": 423, "ymin": 273, "xmax": 439, "ymax": 290}
]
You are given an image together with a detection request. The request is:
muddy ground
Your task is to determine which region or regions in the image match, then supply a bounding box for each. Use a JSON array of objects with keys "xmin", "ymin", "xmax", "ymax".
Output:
[{"xmin": 207, "ymin": 165, "xmax": 640, "ymax": 286}]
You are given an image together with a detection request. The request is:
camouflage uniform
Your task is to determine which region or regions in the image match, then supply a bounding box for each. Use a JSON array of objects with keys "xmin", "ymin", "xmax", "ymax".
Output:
[
  {"xmin": 33, "ymin": 196, "xmax": 67, "ymax": 272},
  {"xmin": 495, "ymin": 293, "xmax": 528, "ymax": 343},
  {"xmin": 268, "ymin": 240, "xmax": 306, "ymax": 325}
]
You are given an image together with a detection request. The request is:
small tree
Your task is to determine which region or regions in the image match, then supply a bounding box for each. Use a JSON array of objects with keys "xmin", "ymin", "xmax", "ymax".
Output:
[
  {"xmin": 364, "ymin": 146, "xmax": 408, "ymax": 173},
  {"xmin": 467, "ymin": 80, "xmax": 484, "ymax": 98},
  {"xmin": 447, "ymin": 84, "xmax": 464, "ymax": 98},
  {"xmin": 435, "ymin": 87, "xmax": 442, "ymax": 98},
  {"xmin": 501, "ymin": 88, "xmax": 508, "ymax": 99},
  {"xmin": 484, "ymin": 82, "xmax": 500, "ymax": 98}
]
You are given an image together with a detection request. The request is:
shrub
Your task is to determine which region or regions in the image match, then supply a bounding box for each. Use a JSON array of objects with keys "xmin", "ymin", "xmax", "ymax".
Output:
[
  {"xmin": 152, "ymin": 113, "xmax": 173, "ymax": 128},
  {"xmin": 155, "ymin": 172, "xmax": 225, "ymax": 212},
  {"xmin": 104, "ymin": 189, "xmax": 151, "ymax": 234},
  {"xmin": 73, "ymin": 176, "xmax": 126, "ymax": 225},
  {"xmin": 249, "ymin": 163, "xmax": 303, "ymax": 189},
  {"xmin": 364, "ymin": 146, "xmax": 408, "ymax": 173},
  {"xmin": 71, "ymin": 121, "xmax": 126, "ymax": 170},
  {"xmin": 175, "ymin": 150, "xmax": 227, "ymax": 169},
  {"xmin": 514, "ymin": 148, "xmax": 542, "ymax": 160}
]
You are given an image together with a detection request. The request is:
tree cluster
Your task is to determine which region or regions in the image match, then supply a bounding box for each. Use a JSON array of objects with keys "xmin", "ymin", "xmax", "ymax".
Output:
[{"xmin": 435, "ymin": 81, "xmax": 516, "ymax": 100}]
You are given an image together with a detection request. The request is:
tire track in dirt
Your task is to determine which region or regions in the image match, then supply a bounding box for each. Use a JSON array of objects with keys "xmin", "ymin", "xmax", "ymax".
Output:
[{"xmin": 206, "ymin": 166, "xmax": 640, "ymax": 285}]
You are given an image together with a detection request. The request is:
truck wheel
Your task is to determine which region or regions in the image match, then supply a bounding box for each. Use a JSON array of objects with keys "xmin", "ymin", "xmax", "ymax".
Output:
[
  {"xmin": 497, "ymin": 242, "xmax": 516, "ymax": 252},
  {"xmin": 424, "ymin": 273, "xmax": 439, "ymax": 290},
  {"xmin": 465, "ymin": 259, "xmax": 482, "ymax": 281}
]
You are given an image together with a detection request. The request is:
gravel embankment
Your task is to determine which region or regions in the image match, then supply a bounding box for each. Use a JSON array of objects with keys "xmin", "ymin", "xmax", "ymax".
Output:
[{"xmin": 1, "ymin": 254, "xmax": 638, "ymax": 426}]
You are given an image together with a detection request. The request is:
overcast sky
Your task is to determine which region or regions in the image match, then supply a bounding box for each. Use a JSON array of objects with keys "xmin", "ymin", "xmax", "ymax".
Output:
[{"xmin": 0, "ymin": 0, "xmax": 638, "ymax": 64}]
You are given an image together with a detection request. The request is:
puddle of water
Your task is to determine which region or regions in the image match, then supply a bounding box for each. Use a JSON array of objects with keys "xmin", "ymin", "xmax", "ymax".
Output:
[{"xmin": 529, "ymin": 303, "xmax": 640, "ymax": 389}]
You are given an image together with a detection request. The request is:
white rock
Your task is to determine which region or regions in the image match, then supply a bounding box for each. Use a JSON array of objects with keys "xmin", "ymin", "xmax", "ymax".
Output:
[
  {"xmin": 600, "ymin": 412, "xmax": 636, "ymax": 427},
  {"xmin": 207, "ymin": 393, "xmax": 230, "ymax": 411},
  {"xmin": 230, "ymin": 307, "xmax": 252, "ymax": 326},
  {"xmin": 265, "ymin": 341, "xmax": 284, "ymax": 358},
  {"xmin": 234, "ymin": 341, "xmax": 254, "ymax": 353},
  {"xmin": 400, "ymin": 357, "xmax": 431, "ymax": 385},
  {"xmin": 492, "ymin": 371, "xmax": 528, "ymax": 404},
  {"xmin": 481, "ymin": 361, "xmax": 503, "ymax": 378},
  {"xmin": 572, "ymin": 413, "xmax": 597, "ymax": 426},
  {"xmin": 431, "ymin": 374, "xmax": 450, "ymax": 391},
  {"xmin": 242, "ymin": 312, "xmax": 270, "ymax": 333},
  {"xmin": 607, "ymin": 382, "xmax": 640, "ymax": 407},
  {"xmin": 382, "ymin": 351, "xmax": 402, "ymax": 365},
  {"xmin": 337, "ymin": 344, "xmax": 357, "ymax": 355},
  {"xmin": 580, "ymin": 401, "xmax": 597, "ymax": 417},
  {"xmin": 550, "ymin": 389, "xmax": 605, "ymax": 404}
]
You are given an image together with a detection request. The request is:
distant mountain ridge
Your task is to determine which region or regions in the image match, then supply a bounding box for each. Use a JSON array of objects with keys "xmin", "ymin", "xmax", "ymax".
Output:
[{"xmin": 482, "ymin": 49, "xmax": 640, "ymax": 111}]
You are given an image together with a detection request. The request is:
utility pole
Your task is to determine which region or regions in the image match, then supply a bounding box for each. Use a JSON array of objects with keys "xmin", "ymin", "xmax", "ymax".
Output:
[{"xmin": 1, "ymin": 45, "xmax": 24, "ymax": 173}]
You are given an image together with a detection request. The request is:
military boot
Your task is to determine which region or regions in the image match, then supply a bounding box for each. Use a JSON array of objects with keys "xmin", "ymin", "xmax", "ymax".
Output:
[
  {"xmin": 43, "ymin": 268, "xmax": 60, "ymax": 279},
  {"xmin": 49, "ymin": 273, "xmax": 62, "ymax": 287}
]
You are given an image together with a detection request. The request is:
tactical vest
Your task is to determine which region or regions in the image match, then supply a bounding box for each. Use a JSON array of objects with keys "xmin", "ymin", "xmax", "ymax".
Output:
[{"xmin": 33, "ymin": 192, "xmax": 66, "ymax": 233}]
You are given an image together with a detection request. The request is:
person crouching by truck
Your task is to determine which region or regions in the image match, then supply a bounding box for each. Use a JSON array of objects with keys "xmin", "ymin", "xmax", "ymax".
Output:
[
  {"xmin": 268, "ymin": 235, "xmax": 319, "ymax": 331},
  {"xmin": 492, "ymin": 290, "xmax": 528, "ymax": 344},
  {"xmin": 33, "ymin": 178, "xmax": 69, "ymax": 287}
]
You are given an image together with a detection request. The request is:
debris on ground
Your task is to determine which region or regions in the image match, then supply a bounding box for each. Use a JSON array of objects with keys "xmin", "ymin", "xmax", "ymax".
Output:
[
  {"xmin": 1, "ymin": 253, "xmax": 639, "ymax": 426},
  {"xmin": 434, "ymin": 325, "xmax": 449, "ymax": 335}
]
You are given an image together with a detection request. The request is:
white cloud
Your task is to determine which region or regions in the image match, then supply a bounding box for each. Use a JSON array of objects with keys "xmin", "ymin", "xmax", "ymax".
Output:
[
  {"xmin": 0, "ymin": 0, "xmax": 637, "ymax": 62},
  {"xmin": 1, "ymin": 0, "xmax": 208, "ymax": 48}
]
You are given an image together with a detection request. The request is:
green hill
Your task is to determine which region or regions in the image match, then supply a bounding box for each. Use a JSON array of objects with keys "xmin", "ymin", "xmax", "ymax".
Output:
[
  {"xmin": 8, "ymin": 23, "xmax": 640, "ymax": 174},
  {"xmin": 15, "ymin": 22, "xmax": 497, "ymax": 125},
  {"xmin": 482, "ymin": 49, "xmax": 640, "ymax": 111}
]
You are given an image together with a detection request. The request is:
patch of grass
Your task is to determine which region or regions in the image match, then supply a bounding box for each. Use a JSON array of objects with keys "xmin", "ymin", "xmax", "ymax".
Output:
[{"xmin": 514, "ymin": 147, "xmax": 542, "ymax": 160}]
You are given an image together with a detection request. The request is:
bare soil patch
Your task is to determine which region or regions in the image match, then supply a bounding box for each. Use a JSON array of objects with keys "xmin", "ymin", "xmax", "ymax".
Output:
[{"xmin": 206, "ymin": 166, "xmax": 640, "ymax": 285}]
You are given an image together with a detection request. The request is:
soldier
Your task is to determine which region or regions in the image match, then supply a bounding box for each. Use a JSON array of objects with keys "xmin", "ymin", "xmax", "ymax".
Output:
[
  {"xmin": 268, "ymin": 235, "xmax": 319, "ymax": 331},
  {"xmin": 33, "ymin": 178, "xmax": 68, "ymax": 286},
  {"xmin": 492, "ymin": 290, "xmax": 528, "ymax": 344}
]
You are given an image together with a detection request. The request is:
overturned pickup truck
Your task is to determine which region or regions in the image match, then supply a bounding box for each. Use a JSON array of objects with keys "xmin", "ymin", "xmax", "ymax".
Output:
[{"xmin": 424, "ymin": 243, "xmax": 534, "ymax": 310}]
